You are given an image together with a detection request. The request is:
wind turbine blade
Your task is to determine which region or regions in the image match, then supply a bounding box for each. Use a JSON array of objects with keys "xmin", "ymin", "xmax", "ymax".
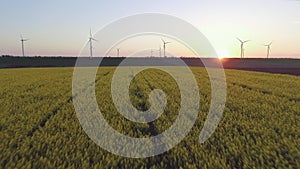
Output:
[
  {"xmin": 244, "ymin": 40, "xmax": 250, "ymax": 43},
  {"xmin": 161, "ymin": 38, "xmax": 165, "ymax": 43},
  {"xmin": 20, "ymin": 34, "xmax": 24, "ymax": 41},
  {"xmin": 236, "ymin": 37, "xmax": 243, "ymax": 43},
  {"xmin": 90, "ymin": 28, "xmax": 92, "ymax": 37}
]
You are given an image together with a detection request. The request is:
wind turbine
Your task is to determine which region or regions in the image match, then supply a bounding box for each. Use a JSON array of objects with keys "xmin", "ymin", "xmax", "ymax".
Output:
[
  {"xmin": 88, "ymin": 28, "xmax": 97, "ymax": 58},
  {"xmin": 20, "ymin": 35, "xmax": 29, "ymax": 57},
  {"xmin": 117, "ymin": 48, "xmax": 120, "ymax": 57},
  {"xmin": 158, "ymin": 46, "xmax": 162, "ymax": 57},
  {"xmin": 264, "ymin": 42, "xmax": 272, "ymax": 59},
  {"xmin": 150, "ymin": 49, "xmax": 154, "ymax": 57},
  {"xmin": 237, "ymin": 38, "xmax": 250, "ymax": 58},
  {"xmin": 161, "ymin": 38, "xmax": 171, "ymax": 57}
]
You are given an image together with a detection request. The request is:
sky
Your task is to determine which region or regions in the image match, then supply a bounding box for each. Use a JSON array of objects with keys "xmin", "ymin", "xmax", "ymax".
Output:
[{"xmin": 0, "ymin": 0, "xmax": 299, "ymax": 58}]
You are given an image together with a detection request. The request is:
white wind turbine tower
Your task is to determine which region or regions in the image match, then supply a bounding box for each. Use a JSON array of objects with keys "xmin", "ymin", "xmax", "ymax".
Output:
[
  {"xmin": 237, "ymin": 38, "xmax": 250, "ymax": 58},
  {"xmin": 161, "ymin": 38, "xmax": 171, "ymax": 57},
  {"xmin": 158, "ymin": 46, "xmax": 162, "ymax": 57},
  {"xmin": 150, "ymin": 49, "xmax": 154, "ymax": 57},
  {"xmin": 264, "ymin": 42, "xmax": 272, "ymax": 59},
  {"xmin": 88, "ymin": 28, "xmax": 97, "ymax": 58},
  {"xmin": 117, "ymin": 48, "xmax": 120, "ymax": 57},
  {"xmin": 20, "ymin": 35, "xmax": 29, "ymax": 57}
]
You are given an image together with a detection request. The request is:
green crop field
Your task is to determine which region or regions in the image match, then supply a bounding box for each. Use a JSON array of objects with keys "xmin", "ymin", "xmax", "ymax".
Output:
[{"xmin": 0, "ymin": 67, "xmax": 299, "ymax": 168}]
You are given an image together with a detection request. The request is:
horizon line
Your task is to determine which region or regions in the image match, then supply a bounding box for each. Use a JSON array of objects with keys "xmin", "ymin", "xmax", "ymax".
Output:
[{"xmin": 1, "ymin": 55, "xmax": 300, "ymax": 59}]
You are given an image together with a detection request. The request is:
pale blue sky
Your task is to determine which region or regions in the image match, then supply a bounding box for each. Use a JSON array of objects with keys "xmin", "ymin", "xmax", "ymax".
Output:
[{"xmin": 0, "ymin": 0, "xmax": 299, "ymax": 58}]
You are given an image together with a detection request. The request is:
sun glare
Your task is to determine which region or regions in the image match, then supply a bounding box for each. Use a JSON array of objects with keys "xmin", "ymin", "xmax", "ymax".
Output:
[{"xmin": 217, "ymin": 50, "xmax": 229, "ymax": 60}]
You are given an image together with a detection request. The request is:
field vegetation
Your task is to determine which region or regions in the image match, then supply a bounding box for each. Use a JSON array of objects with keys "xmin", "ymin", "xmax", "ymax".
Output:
[{"xmin": 0, "ymin": 67, "xmax": 299, "ymax": 168}]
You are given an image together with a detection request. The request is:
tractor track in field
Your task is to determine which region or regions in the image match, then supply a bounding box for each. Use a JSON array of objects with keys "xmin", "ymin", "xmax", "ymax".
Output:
[
  {"xmin": 141, "ymin": 70, "xmax": 214, "ymax": 163},
  {"xmin": 230, "ymin": 82, "xmax": 300, "ymax": 103},
  {"xmin": 26, "ymin": 72, "xmax": 109, "ymax": 137},
  {"xmin": 26, "ymin": 94, "xmax": 73, "ymax": 137},
  {"xmin": 0, "ymin": 73, "xmax": 72, "ymax": 103},
  {"xmin": 231, "ymin": 82, "xmax": 272, "ymax": 94},
  {"xmin": 197, "ymin": 73, "xmax": 299, "ymax": 103},
  {"xmin": 138, "ymin": 70, "xmax": 160, "ymax": 137},
  {"xmin": 139, "ymin": 70, "xmax": 168, "ymax": 165}
]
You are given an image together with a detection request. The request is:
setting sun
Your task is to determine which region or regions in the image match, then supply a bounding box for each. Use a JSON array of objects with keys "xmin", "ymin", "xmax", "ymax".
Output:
[{"xmin": 217, "ymin": 49, "xmax": 229, "ymax": 60}]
